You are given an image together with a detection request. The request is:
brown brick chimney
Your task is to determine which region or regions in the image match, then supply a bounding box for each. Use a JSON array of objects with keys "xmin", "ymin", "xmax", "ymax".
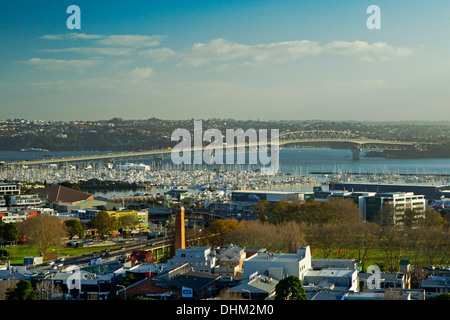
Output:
[{"xmin": 174, "ymin": 206, "xmax": 185, "ymax": 251}]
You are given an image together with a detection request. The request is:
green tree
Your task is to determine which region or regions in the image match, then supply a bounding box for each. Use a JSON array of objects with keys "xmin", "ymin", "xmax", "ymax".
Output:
[
  {"xmin": 252, "ymin": 200, "xmax": 272, "ymax": 221},
  {"xmin": 88, "ymin": 211, "xmax": 116, "ymax": 237},
  {"xmin": 2, "ymin": 222, "xmax": 19, "ymax": 242},
  {"xmin": 117, "ymin": 214, "xmax": 140, "ymax": 232},
  {"xmin": 64, "ymin": 219, "xmax": 84, "ymax": 239},
  {"xmin": 18, "ymin": 215, "xmax": 67, "ymax": 256},
  {"xmin": 8, "ymin": 279, "xmax": 36, "ymax": 300},
  {"xmin": 274, "ymin": 275, "xmax": 307, "ymax": 300}
]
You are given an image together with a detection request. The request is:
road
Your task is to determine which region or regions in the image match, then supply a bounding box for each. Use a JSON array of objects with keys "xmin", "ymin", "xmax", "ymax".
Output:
[{"xmin": 28, "ymin": 237, "xmax": 173, "ymax": 271}]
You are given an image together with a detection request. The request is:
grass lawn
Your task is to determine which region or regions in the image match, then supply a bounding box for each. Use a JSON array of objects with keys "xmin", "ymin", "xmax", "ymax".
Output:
[
  {"xmin": 3, "ymin": 243, "xmax": 123, "ymax": 265},
  {"xmin": 310, "ymin": 247, "xmax": 446, "ymax": 272}
]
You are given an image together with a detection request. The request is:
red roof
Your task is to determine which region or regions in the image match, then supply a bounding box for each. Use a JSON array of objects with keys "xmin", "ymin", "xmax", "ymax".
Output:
[{"xmin": 28, "ymin": 184, "xmax": 94, "ymax": 204}]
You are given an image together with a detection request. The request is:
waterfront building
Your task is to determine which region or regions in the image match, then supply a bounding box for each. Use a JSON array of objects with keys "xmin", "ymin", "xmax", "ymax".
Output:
[
  {"xmin": 308, "ymin": 188, "xmax": 426, "ymax": 226},
  {"xmin": 231, "ymin": 190, "xmax": 312, "ymax": 204},
  {"xmin": 362, "ymin": 192, "xmax": 426, "ymax": 225},
  {"xmin": 0, "ymin": 183, "xmax": 20, "ymax": 196},
  {"xmin": 9, "ymin": 194, "xmax": 42, "ymax": 206},
  {"xmin": 329, "ymin": 182, "xmax": 450, "ymax": 200}
]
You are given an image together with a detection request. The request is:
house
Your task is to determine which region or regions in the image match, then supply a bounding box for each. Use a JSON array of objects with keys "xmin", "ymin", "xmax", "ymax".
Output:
[
  {"xmin": 420, "ymin": 275, "xmax": 450, "ymax": 299},
  {"xmin": 51, "ymin": 267, "xmax": 122, "ymax": 300},
  {"xmin": 167, "ymin": 246, "xmax": 217, "ymax": 273},
  {"xmin": 242, "ymin": 246, "xmax": 312, "ymax": 282},
  {"xmin": 227, "ymin": 273, "xmax": 278, "ymax": 300},
  {"xmin": 303, "ymin": 268, "xmax": 359, "ymax": 292},
  {"xmin": 358, "ymin": 272, "xmax": 408, "ymax": 291},
  {"xmin": 214, "ymin": 244, "xmax": 246, "ymax": 281},
  {"xmin": 117, "ymin": 262, "xmax": 221, "ymax": 300},
  {"xmin": 343, "ymin": 289, "xmax": 424, "ymax": 300},
  {"xmin": 125, "ymin": 263, "xmax": 168, "ymax": 281},
  {"xmin": 128, "ymin": 250, "xmax": 155, "ymax": 265}
]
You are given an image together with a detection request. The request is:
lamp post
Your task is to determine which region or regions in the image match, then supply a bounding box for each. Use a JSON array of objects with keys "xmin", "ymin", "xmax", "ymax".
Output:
[
  {"xmin": 117, "ymin": 284, "xmax": 126, "ymax": 300},
  {"xmin": 242, "ymin": 289, "xmax": 251, "ymax": 300}
]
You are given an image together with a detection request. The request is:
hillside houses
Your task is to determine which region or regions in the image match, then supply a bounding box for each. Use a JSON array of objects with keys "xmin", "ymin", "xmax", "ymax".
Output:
[{"xmin": 0, "ymin": 243, "xmax": 432, "ymax": 301}]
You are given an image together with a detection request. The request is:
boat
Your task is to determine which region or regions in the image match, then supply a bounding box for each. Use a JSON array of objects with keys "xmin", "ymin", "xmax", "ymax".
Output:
[
  {"xmin": 429, "ymin": 199, "xmax": 450, "ymax": 211},
  {"xmin": 20, "ymin": 148, "xmax": 49, "ymax": 152}
]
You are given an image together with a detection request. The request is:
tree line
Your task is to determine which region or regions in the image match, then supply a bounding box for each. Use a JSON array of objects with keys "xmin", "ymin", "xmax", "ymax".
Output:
[
  {"xmin": 0, "ymin": 211, "xmax": 141, "ymax": 259},
  {"xmin": 197, "ymin": 198, "xmax": 450, "ymax": 276}
]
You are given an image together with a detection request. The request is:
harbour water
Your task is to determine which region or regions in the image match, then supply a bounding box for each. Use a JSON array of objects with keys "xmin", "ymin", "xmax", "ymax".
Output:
[{"xmin": 1, "ymin": 148, "xmax": 449, "ymax": 198}]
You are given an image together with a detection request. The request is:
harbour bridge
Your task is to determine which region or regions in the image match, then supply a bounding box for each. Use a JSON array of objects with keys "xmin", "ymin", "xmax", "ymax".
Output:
[
  {"xmin": 3, "ymin": 130, "xmax": 435, "ymax": 166},
  {"xmin": 278, "ymin": 130, "xmax": 434, "ymax": 160}
]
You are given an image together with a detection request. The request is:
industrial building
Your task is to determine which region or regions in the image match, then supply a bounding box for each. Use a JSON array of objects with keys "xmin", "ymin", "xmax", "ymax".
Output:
[
  {"xmin": 231, "ymin": 190, "xmax": 312, "ymax": 204},
  {"xmin": 329, "ymin": 182, "xmax": 450, "ymax": 200}
]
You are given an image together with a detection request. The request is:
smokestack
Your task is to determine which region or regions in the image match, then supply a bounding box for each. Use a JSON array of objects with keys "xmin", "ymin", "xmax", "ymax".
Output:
[{"xmin": 174, "ymin": 206, "xmax": 185, "ymax": 251}]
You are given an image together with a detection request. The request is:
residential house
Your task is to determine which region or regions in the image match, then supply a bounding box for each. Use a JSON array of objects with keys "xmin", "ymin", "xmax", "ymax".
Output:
[
  {"xmin": 167, "ymin": 246, "xmax": 217, "ymax": 273},
  {"xmin": 117, "ymin": 262, "xmax": 221, "ymax": 300},
  {"xmin": 420, "ymin": 275, "xmax": 450, "ymax": 299},
  {"xmin": 214, "ymin": 244, "xmax": 246, "ymax": 281},
  {"xmin": 242, "ymin": 246, "xmax": 312, "ymax": 282},
  {"xmin": 227, "ymin": 273, "xmax": 278, "ymax": 300}
]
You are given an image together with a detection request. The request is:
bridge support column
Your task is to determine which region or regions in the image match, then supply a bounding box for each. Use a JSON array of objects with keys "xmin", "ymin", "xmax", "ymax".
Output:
[
  {"xmin": 351, "ymin": 148, "xmax": 361, "ymax": 160},
  {"xmin": 153, "ymin": 156, "xmax": 163, "ymax": 168}
]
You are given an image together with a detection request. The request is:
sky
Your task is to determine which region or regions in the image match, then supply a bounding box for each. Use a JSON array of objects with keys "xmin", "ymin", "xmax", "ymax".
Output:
[{"xmin": 1, "ymin": 0, "xmax": 450, "ymax": 122}]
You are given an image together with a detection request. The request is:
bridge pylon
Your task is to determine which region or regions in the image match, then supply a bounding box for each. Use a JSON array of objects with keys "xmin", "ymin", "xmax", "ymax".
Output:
[{"xmin": 351, "ymin": 148, "xmax": 361, "ymax": 160}]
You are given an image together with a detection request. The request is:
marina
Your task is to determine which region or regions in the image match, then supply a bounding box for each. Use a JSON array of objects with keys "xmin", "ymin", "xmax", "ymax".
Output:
[{"xmin": 1, "ymin": 148, "xmax": 449, "ymax": 200}]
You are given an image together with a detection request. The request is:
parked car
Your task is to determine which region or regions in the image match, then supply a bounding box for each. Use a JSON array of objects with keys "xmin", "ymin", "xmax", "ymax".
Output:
[{"xmin": 47, "ymin": 261, "xmax": 55, "ymax": 266}]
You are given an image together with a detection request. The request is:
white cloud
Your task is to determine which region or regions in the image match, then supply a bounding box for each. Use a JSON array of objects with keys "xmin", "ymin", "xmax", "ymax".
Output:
[
  {"xmin": 139, "ymin": 47, "xmax": 176, "ymax": 61},
  {"xmin": 39, "ymin": 47, "xmax": 133, "ymax": 56},
  {"xmin": 177, "ymin": 38, "xmax": 414, "ymax": 67},
  {"xmin": 97, "ymin": 35, "xmax": 165, "ymax": 47},
  {"xmin": 127, "ymin": 67, "xmax": 154, "ymax": 81},
  {"xmin": 324, "ymin": 41, "xmax": 414, "ymax": 62},
  {"xmin": 178, "ymin": 38, "xmax": 322, "ymax": 66},
  {"xmin": 40, "ymin": 33, "xmax": 103, "ymax": 40},
  {"xmin": 40, "ymin": 33, "xmax": 166, "ymax": 48},
  {"xmin": 24, "ymin": 58, "xmax": 100, "ymax": 71}
]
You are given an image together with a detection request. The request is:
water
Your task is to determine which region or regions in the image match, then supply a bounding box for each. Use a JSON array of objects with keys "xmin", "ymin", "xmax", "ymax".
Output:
[
  {"xmin": 1, "ymin": 148, "xmax": 449, "ymax": 176},
  {"xmin": 1, "ymin": 148, "xmax": 449, "ymax": 197},
  {"xmin": 279, "ymin": 148, "xmax": 450, "ymax": 176}
]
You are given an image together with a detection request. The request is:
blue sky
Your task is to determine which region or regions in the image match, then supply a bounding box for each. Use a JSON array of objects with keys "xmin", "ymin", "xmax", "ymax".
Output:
[{"xmin": 1, "ymin": 0, "xmax": 450, "ymax": 121}]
